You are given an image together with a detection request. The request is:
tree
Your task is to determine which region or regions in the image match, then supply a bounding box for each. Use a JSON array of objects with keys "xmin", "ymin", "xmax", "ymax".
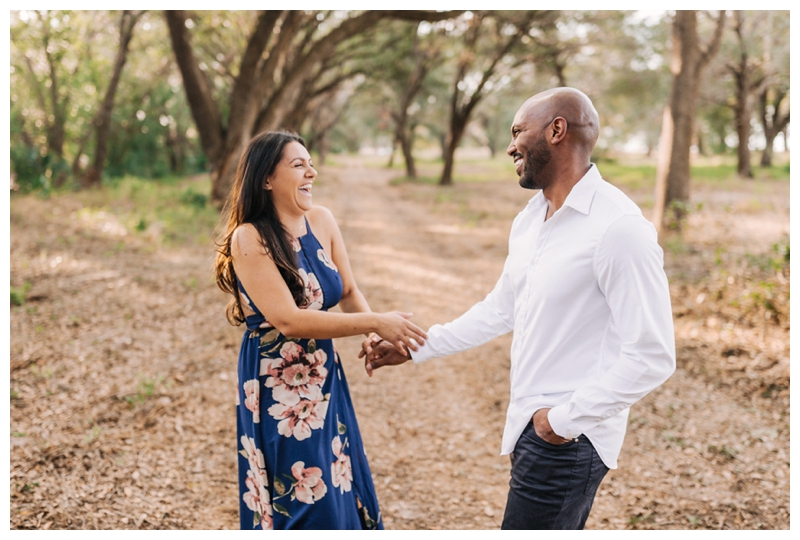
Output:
[
  {"xmin": 165, "ymin": 10, "xmax": 462, "ymax": 206},
  {"xmin": 439, "ymin": 11, "xmax": 552, "ymax": 186},
  {"xmin": 81, "ymin": 11, "xmax": 144, "ymax": 186},
  {"xmin": 11, "ymin": 10, "xmax": 93, "ymax": 187},
  {"xmin": 725, "ymin": 10, "xmax": 775, "ymax": 179},
  {"xmin": 756, "ymin": 11, "xmax": 790, "ymax": 167},
  {"xmin": 652, "ymin": 10, "xmax": 726, "ymax": 232},
  {"xmin": 758, "ymin": 86, "xmax": 790, "ymax": 167},
  {"xmin": 373, "ymin": 21, "xmax": 447, "ymax": 177}
]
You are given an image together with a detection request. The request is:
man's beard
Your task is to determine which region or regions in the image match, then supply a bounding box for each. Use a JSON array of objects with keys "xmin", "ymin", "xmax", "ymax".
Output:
[{"xmin": 518, "ymin": 135, "xmax": 551, "ymax": 190}]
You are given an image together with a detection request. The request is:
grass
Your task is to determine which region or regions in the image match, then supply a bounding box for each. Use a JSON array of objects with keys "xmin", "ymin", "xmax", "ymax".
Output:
[
  {"xmin": 10, "ymin": 154, "xmax": 789, "ymax": 248},
  {"xmin": 60, "ymin": 174, "xmax": 222, "ymax": 247},
  {"xmin": 10, "ymin": 282, "xmax": 31, "ymax": 306},
  {"xmin": 124, "ymin": 376, "xmax": 164, "ymax": 408}
]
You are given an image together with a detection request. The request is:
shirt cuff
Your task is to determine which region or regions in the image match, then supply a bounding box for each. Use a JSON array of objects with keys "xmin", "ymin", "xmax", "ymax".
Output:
[
  {"xmin": 547, "ymin": 404, "xmax": 580, "ymax": 440},
  {"xmin": 409, "ymin": 340, "xmax": 434, "ymax": 364}
]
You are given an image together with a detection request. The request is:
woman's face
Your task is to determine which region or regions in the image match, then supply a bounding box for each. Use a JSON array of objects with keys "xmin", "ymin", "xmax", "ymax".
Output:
[{"xmin": 267, "ymin": 141, "xmax": 317, "ymax": 217}]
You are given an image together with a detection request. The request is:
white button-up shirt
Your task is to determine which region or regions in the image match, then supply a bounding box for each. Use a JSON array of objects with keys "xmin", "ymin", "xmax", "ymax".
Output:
[{"xmin": 410, "ymin": 165, "xmax": 675, "ymax": 469}]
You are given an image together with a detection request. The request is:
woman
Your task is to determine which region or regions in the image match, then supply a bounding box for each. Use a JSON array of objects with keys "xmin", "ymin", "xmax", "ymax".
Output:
[{"xmin": 214, "ymin": 130, "xmax": 426, "ymax": 530}]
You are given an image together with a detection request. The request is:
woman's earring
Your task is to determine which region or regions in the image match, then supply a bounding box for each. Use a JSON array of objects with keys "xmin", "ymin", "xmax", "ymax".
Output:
[{"xmin": 265, "ymin": 183, "xmax": 272, "ymax": 191}]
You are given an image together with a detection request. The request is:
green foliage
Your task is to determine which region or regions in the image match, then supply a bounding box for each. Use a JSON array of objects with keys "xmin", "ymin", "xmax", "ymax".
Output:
[
  {"xmin": 9, "ymin": 9, "xmax": 791, "ymax": 202},
  {"xmin": 84, "ymin": 426, "xmax": 102, "ymax": 444},
  {"xmin": 10, "ymin": 11, "xmax": 206, "ymax": 191},
  {"xmin": 180, "ymin": 188, "xmax": 208, "ymax": 209},
  {"xmin": 78, "ymin": 174, "xmax": 221, "ymax": 247},
  {"xmin": 708, "ymin": 444, "xmax": 737, "ymax": 460},
  {"xmin": 29, "ymin": 363, "xmax": 53, "ymax": 380},
  {"xmin": 124, "ymin": 376, "xmax": 164, "ymax": 408},
  {"xmin": 10, "ymin": 282, "xmax": 32, "ymax": 306}
]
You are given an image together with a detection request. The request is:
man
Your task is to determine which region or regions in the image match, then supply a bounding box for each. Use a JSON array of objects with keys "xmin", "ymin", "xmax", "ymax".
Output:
[{"xmin": 361, "ymin": 87, "xmax": 676, "ymax": 529}]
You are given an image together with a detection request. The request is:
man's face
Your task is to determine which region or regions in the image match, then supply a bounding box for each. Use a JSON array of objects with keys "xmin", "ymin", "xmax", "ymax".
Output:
[{"xmin": 507, "ymin": 102, "xmax": 552, "ymax": 190}]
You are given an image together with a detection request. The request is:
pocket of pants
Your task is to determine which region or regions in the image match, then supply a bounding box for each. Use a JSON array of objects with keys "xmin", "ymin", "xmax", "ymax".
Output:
[{"xmin": 522, "ymin": 421, "xmax": 577, "ymax": 450}]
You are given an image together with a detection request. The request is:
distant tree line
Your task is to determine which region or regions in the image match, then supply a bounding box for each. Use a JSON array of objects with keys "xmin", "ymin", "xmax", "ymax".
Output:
[{"xmin": 10, "ymin": 10, "xmax": 790, "ymax": 230}]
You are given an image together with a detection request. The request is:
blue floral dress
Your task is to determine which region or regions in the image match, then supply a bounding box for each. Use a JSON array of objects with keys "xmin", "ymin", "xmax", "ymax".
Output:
[{"xmin": 235, "ymin": 220, "xmax": 383, "ymax": 530}]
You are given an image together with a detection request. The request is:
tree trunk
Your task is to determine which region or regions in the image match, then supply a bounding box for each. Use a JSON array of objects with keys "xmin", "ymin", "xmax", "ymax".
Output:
[
  {"xmin": 389, "ymin": 25, "xmax": 439, "ymax": 179},
  {"xmin": 733, "ymin": 61, "xmax": 753, "ymax": 178},
  {"xmin": 760, "ymin": 137, "xmax": 775, "ymax": 167},
  {"xmin": 696, "ymin": 130, "xmax": 706, "ymax": 156},
  {"xmin": 398, "ymin": 128, "xmax": 416, "ymax": 178},
  {"xmin": 164, "ymin": 11, "xmax": 225, "ymax": 170},
  {"xmin": 758, "ymin": 88, "xmax": 789, "ymax": 167},
  {"xmin": 317, "ymin": 134, "xmax": 330, "ymax": 166},
  {"xmin": 652, "ymin": 10, "xmax": 725, "ymax": 231},
  {"xmin": 34, "ymin": 11, "xmax": 67, "ymax": 161},
  {"xmin": 25, "ymin": 14, "xmax": 69, "ymax": 185},
  {"xmin": 386, "ymin": 140, "xmax": 397, "ymax": 168},
  {"xmin": 440, "ymin": 119, "xmax": 466, "ymax": 186},
  {"xmin": 730, "ymin": 11, "xmax": 756, "ymax": 179},
  {"xmin": 82, "ymin": 11, "xmax": 141, "ymax": 187}
]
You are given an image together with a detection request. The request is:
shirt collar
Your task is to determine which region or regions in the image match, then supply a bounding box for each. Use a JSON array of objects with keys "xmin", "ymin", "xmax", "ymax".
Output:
[
  {"xmin": 561, "ymin": 163, "xmax": 601, "ymax": 215},
  {"xmin": 525, "ymin": 163, "xmax": 602, "ymax": 214}
]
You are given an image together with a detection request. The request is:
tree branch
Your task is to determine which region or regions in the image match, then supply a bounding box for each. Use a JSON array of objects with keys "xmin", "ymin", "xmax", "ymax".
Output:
[
  {"xmin": 698, "ymin": 10, "xmax": 726, "ymax": 72},
  {"xmin": 225, "ymin": 11, "xmax": 282, "ymax": 144}
]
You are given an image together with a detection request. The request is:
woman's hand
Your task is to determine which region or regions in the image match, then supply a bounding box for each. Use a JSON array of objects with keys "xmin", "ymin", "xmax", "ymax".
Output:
[
  {"xmin": 373, "ymin": 312, "xmax": 427, "ymax": 355},
  {"xmin": 359, "ymin": 337, "xmax": 411, "ymax": 377}
]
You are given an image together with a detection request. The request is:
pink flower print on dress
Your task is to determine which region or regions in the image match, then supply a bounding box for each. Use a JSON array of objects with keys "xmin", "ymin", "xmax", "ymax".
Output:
[
  {"xmin": 331, "ymin": 436, "xmax": 353, "ymax": 494},
  {"xmin": 317, "ymin": 249, "xmax": 339, "ymax": 272},
  {"xmin": 262, "ymin": 342, "xmax": 328, "ymax": 406},
  {"xmin": 239, "ymin": 435, "xmax": 268, "ymax": 484},
  {"xmin": 291, "ymin": 461, "xmax": 327, "ymax": 504},
  {"xmin": 290, "ymin": 237, "xmax": 302, "ymax": 252},
  {"xmin": 243, "ymin": 469, "xmax": 273, "ymax": 529},
  {"xmin": 268, "ymin": 393, "xmax": 330, "ymax": 441},
  {"xmin": 298, "ymin": 268, "xmax": 324, "ymax": 310},
  {"xmin": 239, "ymin": 435, "xmax": 272, "ymax": 527},
  {"xmin": 242, "ymin": 379, "xmax": 260, "ymax": 423}
]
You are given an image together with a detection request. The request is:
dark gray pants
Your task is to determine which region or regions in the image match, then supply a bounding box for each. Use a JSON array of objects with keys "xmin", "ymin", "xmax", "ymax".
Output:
[{"xmin": 501, "ymin": 422, "xmax": 609, "ymax": 530}]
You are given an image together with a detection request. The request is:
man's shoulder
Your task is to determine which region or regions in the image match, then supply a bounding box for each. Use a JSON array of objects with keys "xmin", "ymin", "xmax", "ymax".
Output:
[{"xmin": 591, "ymin": 176, "xmax": 643, "ymax": 221}]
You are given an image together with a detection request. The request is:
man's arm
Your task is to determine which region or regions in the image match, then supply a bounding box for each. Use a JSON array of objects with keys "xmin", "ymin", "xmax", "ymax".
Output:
[
  {"xmin": 361, "ymin": 232, "xmax": 520, "ymax": 373},
  {"xmin": 547, "ymin": 214, "xmax": 676, "ymax": 439},
  {"xmin": 409, "ymin": 264, "xmax": 516, "ymax": 364}
]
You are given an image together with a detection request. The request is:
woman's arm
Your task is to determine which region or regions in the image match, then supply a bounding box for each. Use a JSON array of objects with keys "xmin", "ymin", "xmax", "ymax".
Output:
[{"xmin": 231, "ymin": 223, "xmax": 425, "ymax": 351}]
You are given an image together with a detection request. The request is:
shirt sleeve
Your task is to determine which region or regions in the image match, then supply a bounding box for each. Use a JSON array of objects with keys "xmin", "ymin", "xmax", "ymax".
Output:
[
  {"xmin": 547, "ymin": 214, "xmax": 676, "ymax": 439},
  {"xmin": 410, "ymin": 240, "xmax": 517, "ymax": 364}
]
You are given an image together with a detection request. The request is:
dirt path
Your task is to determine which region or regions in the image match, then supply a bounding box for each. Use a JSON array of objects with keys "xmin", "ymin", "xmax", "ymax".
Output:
[{"xmin": 9, "ymin": 157, "xmax": 789, "ymax": 529}]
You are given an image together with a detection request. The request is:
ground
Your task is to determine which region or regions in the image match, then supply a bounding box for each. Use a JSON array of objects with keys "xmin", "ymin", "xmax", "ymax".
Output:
[{"xmin": 9, "ymin": 155, "xmax": 789, "ymax": 529}]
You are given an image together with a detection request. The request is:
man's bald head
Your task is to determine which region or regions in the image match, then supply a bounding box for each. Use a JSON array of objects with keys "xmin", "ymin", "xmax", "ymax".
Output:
[{"xmin": 518, "ymin": 87, "xmax": 600, "ymax": 154}]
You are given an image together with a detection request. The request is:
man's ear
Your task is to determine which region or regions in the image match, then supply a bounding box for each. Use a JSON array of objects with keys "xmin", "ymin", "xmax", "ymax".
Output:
[{"xmin": 550, "ymin": 117, "xmax": 567, "ymax": 144}]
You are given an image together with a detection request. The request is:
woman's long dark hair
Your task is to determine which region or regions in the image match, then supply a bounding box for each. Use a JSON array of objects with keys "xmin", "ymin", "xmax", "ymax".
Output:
[{"xmin": 214, "ymin": 130, "xmax": 307, "ymax": 325}]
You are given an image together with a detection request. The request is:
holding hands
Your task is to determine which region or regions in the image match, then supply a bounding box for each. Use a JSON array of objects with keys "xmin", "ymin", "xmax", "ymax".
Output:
[
  {"xmin": 373, "ymin": 311, "xmax": 426, "ymax": 356},
  {"xmin": 358, "ymin": 335, "xmax": 414, "ymax": 377}
]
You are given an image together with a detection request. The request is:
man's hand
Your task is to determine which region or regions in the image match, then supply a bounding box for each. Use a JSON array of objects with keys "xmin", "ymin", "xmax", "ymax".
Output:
[
  {"xmin": 358, "ymin": 337, "xmax": 410, "ymax": 377},
  {"xmin": 532, "ymin": 408, "xmax": 572, "ymax": 445}
]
